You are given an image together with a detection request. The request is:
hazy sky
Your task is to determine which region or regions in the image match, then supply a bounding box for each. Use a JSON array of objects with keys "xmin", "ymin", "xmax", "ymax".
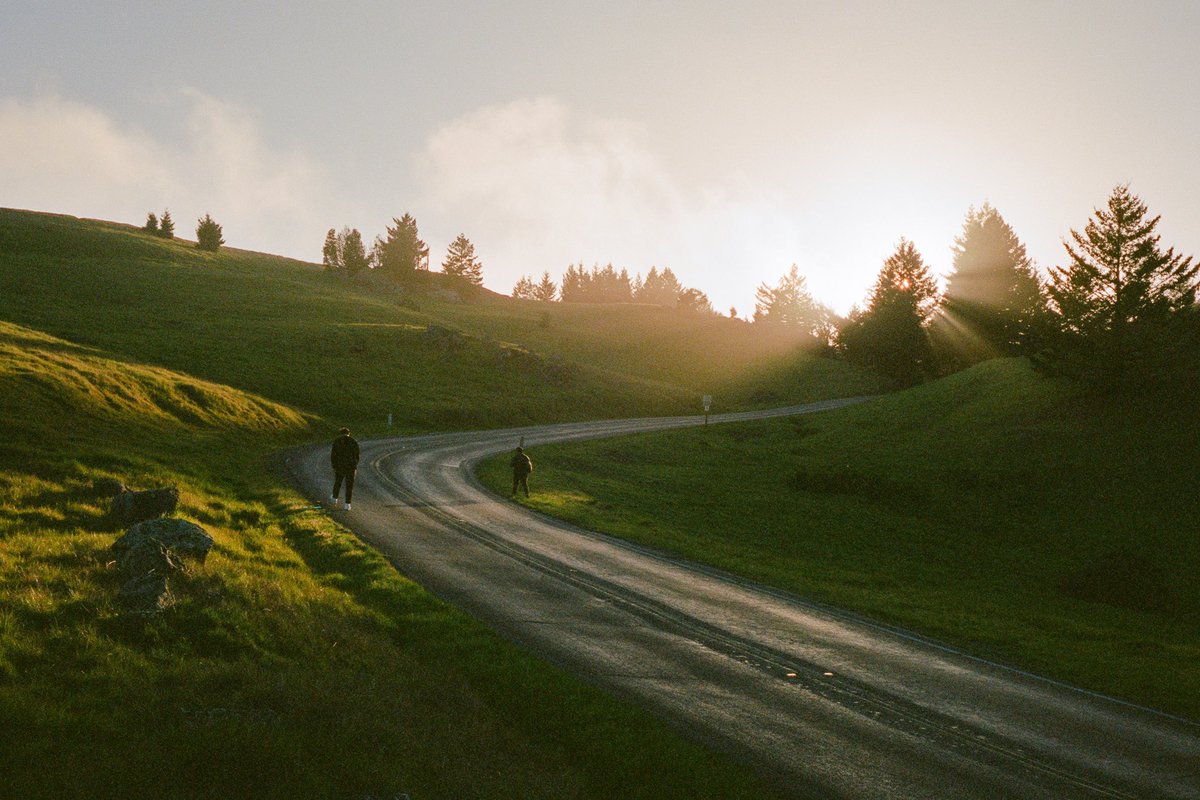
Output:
[{"xmin": 3, "ymin": 1, "xmax": 1199, "ymax": 315}]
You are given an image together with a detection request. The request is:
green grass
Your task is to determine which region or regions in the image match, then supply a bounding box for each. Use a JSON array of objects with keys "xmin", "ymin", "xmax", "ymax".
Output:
[
  {"xmin": 479, "ymin": 358, "xmax": 1200, "ymax": 720},
  {"xmin": 0, "ymin": 208, "xmax": 882, "ymax": 798},
  {"xmin": 0, "ymin": 319, "xmax": 781, "ymax": 798},
  {"xmin": 0, "ymin": 208, "xmax": 881, "ymax": 438}
]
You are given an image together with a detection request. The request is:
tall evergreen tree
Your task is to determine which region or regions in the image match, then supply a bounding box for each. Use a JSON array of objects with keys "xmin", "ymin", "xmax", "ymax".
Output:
[
  {"xmin": 341, "ymin": 228, "xmax": 368, "ymax": 277},
  {"xmin": 195, "ymin": 214, "xmax": 225, "ymax": 252},
  {"xmin": 376, "ymin": 213, "xmax": 429, "ymax": 281},
  {"xmin": 143, "ymin": 212, "xmax": 159, "ymax": 234},
  {"xmin": 512, "ymin": 275, "xmax": 536, "ymax": 300},
  {"xmin": 441, "ymin": 233, "xmax": 484, "ymax": 285},
  {"xmin": 533, "ymin": 271, "xmax": 558, "ymax": 302},
  {"xmin": 560, "ymin": 264, "xmax": 590, "ymax": 302},
  {"xmin": 838, "ymin": 239, "xmax": 939, "ymax": 386},
  {"xmin": 1045, "ymin": 184, "xmax": 1198, "ymax": 384},
  {"xmin": 941, "ymin": 204, "xmax": 1045, "ymax": 363},
  {"xmin": 753, "ymin": 264, "xmax": 834, "ymax": 339},
  {"xmin": 321, "ymin": 228, "xmax": 341, "ymax": 272},
  {"xmin": 158, "ymin": 209, "xmax": 175, "ymax": 239}
]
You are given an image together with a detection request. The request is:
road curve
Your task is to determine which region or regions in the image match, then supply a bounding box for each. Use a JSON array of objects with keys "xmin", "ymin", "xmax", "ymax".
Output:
[{"xmin": 286, "ymin": 400, "xmax": 1199, "ymax": 800}]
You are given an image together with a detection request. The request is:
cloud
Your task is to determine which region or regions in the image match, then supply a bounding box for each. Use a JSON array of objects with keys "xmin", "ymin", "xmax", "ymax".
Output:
[
  {"xmin": 414, "ymin": 97, "xmax": 805, "ymax": 315},
  {"xmin": 0, "ymin": 93, "xmax": 338, "ymax": 258}
]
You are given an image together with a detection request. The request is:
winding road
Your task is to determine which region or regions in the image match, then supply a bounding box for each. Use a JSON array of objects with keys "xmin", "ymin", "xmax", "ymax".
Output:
[{"xmin": 286, "ymin": 400, "xmax": 1200, "ymax": 799}]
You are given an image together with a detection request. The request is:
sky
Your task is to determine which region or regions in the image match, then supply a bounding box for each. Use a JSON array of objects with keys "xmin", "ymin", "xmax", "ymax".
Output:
[{"xmin": 3, "ymin": 1, "xmax": 1199, "ymax": 316}]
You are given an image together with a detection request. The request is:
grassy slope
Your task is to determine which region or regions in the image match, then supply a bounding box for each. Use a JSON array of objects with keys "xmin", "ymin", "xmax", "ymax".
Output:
[
  {"xmin": 0, "ymin": 209, "xmax": 880, "ymax": 437},
  {"xmin": 0, "ymin": 321, "xmax": 781, "ymax": 799},
  {"xmin": 0, "ymin": 208, "xmax": 883, "ymax": 798},
  {"xmin": 479, "ymin": 358, "xmax": 1200, "ymax": 720}
]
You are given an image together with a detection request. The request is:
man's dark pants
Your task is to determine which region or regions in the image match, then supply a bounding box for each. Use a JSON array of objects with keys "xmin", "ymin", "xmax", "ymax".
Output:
[{"xmin": 333, "ymin": 469, "xmax": 355, "ymax": 503}]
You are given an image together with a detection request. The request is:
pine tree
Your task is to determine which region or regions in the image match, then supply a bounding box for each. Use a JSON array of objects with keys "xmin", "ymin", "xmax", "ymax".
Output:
[
  {"xmin": 441, "ymin": 233, "xmax": 484, "ymax": 285},
  {"xmin": 512, "ymin": 275, "xmax": 536, "ymax": 300},
  {"xmin": 377, "ymin": 213, "xmax": 428, "ymax": 281},
  {"xmin": 158, "ymin": 209, "xmax": 175, "ymax": 239},
  {"xmin": 753, "ymin": 264, "xmax": 833, "ymax": 339},
  {"xmin": 941, "ymin": 204, "xmax": 1045, "ymax": 364},
  {"xmin": 838, "ymin": 239, "xmax": 939, "ymax": 386},
  {"xmin": 341, "ymin": 228, "xmax": 368, "ymax": 276},
  {"xmin": 533, "ymin": 271, "xmax": 558, "ymax": 302},
  {"xmin": 195, "ymin": 214, "xmax": 225, "ymax": 251},
  {"xmin": 143, "ymin": 212, "xmax": 159, "ymax": 234},
  {"xmin": 321, "ymin": 228, "xmax": 341, "ymax": 272},
  {"xmin": 560, "ymin": 264, "xmax": 590, "ymax": 302},
  {"xmin": 1045, "ymin": 185, "xmax": 1198, "ymax": 384}
]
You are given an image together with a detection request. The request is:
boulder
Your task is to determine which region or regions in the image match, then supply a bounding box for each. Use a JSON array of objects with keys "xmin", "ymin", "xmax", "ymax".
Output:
[
  {"xmin": 92, "ymin": 478, "xmax": 126, "ymax": 497},
  {"xmin": 112, "ymin": 517, "xmax": 213, "ymax": 566},
  {"xmin": 118, "ymin": 572, "xmax": 174, "ymax": 616},
  {"xmin": 110, "ymin": 486, "xmax": 179, "ymax": 525},
  {"xmin": 115, "ymin": 537, "xmax": 184, "ymax": 578}
]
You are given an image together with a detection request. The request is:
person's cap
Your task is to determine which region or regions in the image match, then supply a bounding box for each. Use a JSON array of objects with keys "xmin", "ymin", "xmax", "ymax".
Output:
[{"xmin": 339, "ymin": 427, "xmax": 350, "ymax": 435}]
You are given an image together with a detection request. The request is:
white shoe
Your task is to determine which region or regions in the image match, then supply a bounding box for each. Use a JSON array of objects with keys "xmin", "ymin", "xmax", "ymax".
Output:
[
  {"xmin": 331, "ymin": 495, "xmax": 338, "ymax": 503},
  {"xmin": 344, "ymin": 503, "xmax": 351, "ymax": 511}
]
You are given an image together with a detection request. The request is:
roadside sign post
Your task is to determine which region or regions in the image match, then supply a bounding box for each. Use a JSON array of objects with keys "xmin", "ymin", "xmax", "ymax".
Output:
[{"xmin": 702, "ymin": 395, "xmax": 712, "ymax": 426}]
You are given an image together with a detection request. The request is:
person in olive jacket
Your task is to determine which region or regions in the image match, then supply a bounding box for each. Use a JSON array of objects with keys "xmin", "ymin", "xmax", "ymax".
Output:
[
  {"xmin": 510, "ymin": 445, "xmax": 533, "ymax": 498},
  {"xmin": 330, "ymin": 427, "xmax": 360, "ymax": 511}
]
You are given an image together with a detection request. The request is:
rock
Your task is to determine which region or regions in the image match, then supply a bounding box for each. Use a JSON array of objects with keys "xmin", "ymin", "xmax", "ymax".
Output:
[
  {"xmin": 110, "ymin": 486, "xmax": 179, "ymax": 524},
  {"xmin": 421, "ymin": 324, "xmax": 467, "ymax": 351},
  {"xmin": 115, "ymin": 537, "xmax": 184, "ymax": 578},
  {"xmin": 92, "ymin": 478, "xmax": 126, "ymax": 497},
  {"xmin": 118, "ymin": 572, "xmax": 174, "ymax": 616},
  {"xmin": 113, "ymin": 517, "xmax": 213, "ymax": 566}
]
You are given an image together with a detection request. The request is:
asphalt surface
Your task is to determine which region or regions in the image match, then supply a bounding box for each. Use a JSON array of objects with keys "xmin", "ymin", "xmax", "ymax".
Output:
[{"xmin": 286, "ymin": 399, "xmax": 1200, "ymax": 799}]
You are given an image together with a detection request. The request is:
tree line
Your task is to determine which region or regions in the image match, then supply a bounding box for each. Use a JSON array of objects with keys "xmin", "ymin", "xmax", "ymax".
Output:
[
  {"xmin": 141, "ymin": 209, "xmax": 225, "ymax": 252},
  {"xmin": 316, "ymin": 185, "xmax": 1196, "ymax": 392},
  {"xmin": 321, "ymin": 214, "xmax": 483, "ymax": 286},
  {"xmin": 836, "ymin": 185, "xmax": 1197, "ymax": 390}
]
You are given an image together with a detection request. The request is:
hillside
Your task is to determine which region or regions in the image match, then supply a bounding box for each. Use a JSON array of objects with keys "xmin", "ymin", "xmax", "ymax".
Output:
[
  {"xmin": 479, "ymin": 358, "xmax": 1200, "ymax": 720},
  {"xmin": 0, "ymin": 208, "xmax": 881, "ymax": 436},
  {"xmin": 0, "ymin": 229, "xmax": 786, "ymax": 795}
]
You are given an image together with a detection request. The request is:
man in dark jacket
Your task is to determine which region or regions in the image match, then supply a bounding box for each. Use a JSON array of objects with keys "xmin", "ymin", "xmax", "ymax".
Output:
[
  {"xmin": 510, "ymin": 445, "xmax": 533, "ymax": 498},
  {"xmin": 330, "ymin": 427, "xmax": 360, "ymax": 511}
]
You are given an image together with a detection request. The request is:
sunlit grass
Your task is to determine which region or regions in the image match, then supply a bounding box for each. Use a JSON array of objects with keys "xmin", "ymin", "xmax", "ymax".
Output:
[
  {"xmin": 0, "ymin": 209, "xmax": 801, "ymax": 798},
  {"xmin": 479, "ymin": 358, "xmax": 1200, "ymax": 720}
]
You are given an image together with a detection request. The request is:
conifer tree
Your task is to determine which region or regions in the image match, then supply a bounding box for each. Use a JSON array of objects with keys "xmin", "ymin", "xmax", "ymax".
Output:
[
  {"xmin": 158, "ymin": 209, "xmax": 175, "ymax": 239},
  {"xmin": 377, "ymin": 213, "xmax": 428, "ymax": 281},
  {"xmin": 321, "ymin": 228, "xmax": 341, "ymax": 272},
  {"xmin": 143, "ymin": 212, "xmax": 159, "ymax": 234},
  {"xmin": 1045, "ymin": 185, "xmax": 1198, "ymax": 384},
  {"xmin": 341, "ymin": 228, "xmax": 368, "ymax": 276},
  {"xmin": 195, "ymin": 214, "xmax": 225, "ymax": 251},
  {"xmin": 512, "ymin": 275, "xmax": 536, "ymax": 300},
  {"xmin": 838, "ymin": 239, "xmax": 939, "ymax": 386},
  {"xmin": 441, "ymin": 233, "xmax": 484, "ymax": 285},
  {"xmin": 753, "ymin": 264, "xmax": 833, "ymax": 339},
  {"xmin": 533, "ymin": 271, "xmax": 558, "ymax": 302},
  {"xmin": 941, "ymin": 204, "xmax": 1045, "ymax": 363}
]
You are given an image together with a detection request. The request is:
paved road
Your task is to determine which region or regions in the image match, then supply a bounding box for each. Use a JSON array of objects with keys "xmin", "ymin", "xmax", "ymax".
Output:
[{"xmin": 286, "ymin": 400, "xmax": 1200, "ymax": 799}]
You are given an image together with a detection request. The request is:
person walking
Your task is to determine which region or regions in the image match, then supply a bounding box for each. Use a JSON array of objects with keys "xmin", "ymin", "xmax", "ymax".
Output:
[
  {"xmin": 510, "ymin": 445, "xmax": 533, "ymax": 498},
  {"xmin": 330, "ymin": 427, "xmax": 360, "ymax": 511}
]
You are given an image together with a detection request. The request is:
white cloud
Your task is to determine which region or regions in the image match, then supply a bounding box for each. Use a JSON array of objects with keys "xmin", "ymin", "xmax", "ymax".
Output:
[
  {"xmin": 414, "ymin": 97, "xmax": 807, "ymax": 316},
  {"xmin": 0, "ymin": 93, "xmax": 340, "ymax": 259}
]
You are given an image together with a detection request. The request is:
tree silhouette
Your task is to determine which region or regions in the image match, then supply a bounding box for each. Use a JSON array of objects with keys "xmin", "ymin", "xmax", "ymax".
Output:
[
  {"xmin": 838, "ymin": 239, "xmax": 939, "ymax": 386},
  {"xmin": 753, "ymin": 264, "xmax": 834, "ymax": 339},
  {"xmin": 940, "ymin": 204, "xmax": 1045, "ymax": 365},
  {"xmin": 157, "ymin": 209, "xmax": 175, "ymax": 239},
  {"xmin": 533, "ymin": 271, "xmax": 558, "ymax": 302},
  {"xmin": 512, "ymin": 275, "xmax": 536, "ymax": 300},
  {"xmin": 376, "ymin": 213, "xmax": 428, "ymax": 281},
  {"xmin": 341, "ymin": 228, "xmax": 368, "ymax": 277},
  {"xmin": 1045, "ymin": 185, "xmax": 1198, "ymax": 385},
  {"xmin": 143, "ymin": 212, "xmax": 159, "ymax": 234},
  {"xmin": 441, "ymin": 233, "xmax": 484, "ymax": 285},
  {"xmin": 321, "ymin": 228, "xmax": 341, "ymax": 272},
  {"xmin": 195, "ymin": 214, "xmax": 225, "ymax": 251}
]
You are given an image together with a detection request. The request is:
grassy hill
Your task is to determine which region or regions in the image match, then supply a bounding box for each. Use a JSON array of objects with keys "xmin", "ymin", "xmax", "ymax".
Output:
[
  {"xmin": 0, "ymin": 208, "xmax": 880, "ymax": 436},
  {"xmin": 479, "ymin": 358, "xmax": 1200, "ymax": 720},
  {"xmin": 0, "ymin": 207, "xmax": 883, "ymax": 798}
]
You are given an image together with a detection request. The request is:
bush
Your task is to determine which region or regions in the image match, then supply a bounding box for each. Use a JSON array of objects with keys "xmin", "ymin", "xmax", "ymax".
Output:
[{"xmin": 195, "ymin": 214, "xmax": 225, "ymax": 252}]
